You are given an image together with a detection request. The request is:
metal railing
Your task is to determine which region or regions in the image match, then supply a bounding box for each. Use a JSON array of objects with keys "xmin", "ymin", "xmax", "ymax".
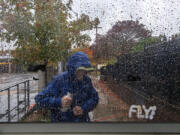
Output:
[{"xmin": 0, "ymin": 80, "xmax": 30, "ymax": 122}]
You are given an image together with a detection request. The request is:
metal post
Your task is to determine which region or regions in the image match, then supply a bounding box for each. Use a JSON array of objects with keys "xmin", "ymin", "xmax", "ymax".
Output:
[
  {"xmin": 38, "ymin": 70, "xmax": 45, "ymax": 92},
  {"xmin": 94, "ymin": 25, "xmax": 102, "ymax": 75},
  {"xmin": 17, "ymin": 84, "xmax": 19, "ymax": 121},
  {"xmin": 8, "ymin": 88, "xmax": 10, "ymax": 122},
  {"xmin": 27, "ymin": 80, "xmax": 30, "ymax": 109},
  {"xmin": 24, "ymin": 82, "xmax": 26, "ymax": 112},
  {"xmin": 0, "ymin": 79, "xmax": 32, "ymax": 122},
  {"xmin": 8, "ymin": 49, "xmax": 11, "ymax": 73}
]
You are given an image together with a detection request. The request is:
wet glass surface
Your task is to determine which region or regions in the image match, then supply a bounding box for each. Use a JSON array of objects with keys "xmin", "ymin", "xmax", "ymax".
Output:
[{"xmin": 0, "ymin": 0, "xmax": 180, "ymax": 122}]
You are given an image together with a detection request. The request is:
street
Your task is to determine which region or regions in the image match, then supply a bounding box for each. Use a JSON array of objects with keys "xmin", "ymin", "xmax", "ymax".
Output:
[{"xmin": 0, "ymin": 73, "xmax": 38, "ymax": 122}]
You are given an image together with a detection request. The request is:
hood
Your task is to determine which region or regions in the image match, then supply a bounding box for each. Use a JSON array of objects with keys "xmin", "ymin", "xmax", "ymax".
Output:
[{"xmin": 66, "ymin": 51, "xmax": 92, "ymax": 78}]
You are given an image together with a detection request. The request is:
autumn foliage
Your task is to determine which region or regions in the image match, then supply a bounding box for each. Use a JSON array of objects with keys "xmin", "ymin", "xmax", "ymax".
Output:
[
  {"xmin": 0, "ymin": 0, "xmax": 99, "ymax": 66},
  {"xmin": 72, "ymin": 47, "xmax": 93, "ymax": 61},
  {"xmin": 92, "ymin": 20, "xmax": 152, "ymax": 62}
]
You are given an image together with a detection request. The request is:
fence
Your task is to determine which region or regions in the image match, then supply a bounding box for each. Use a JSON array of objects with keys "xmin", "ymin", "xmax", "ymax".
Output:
[
  {"xmin": 0, "ymin": 80, "xmax": 30, "ymax": 122},
  {"xmin": 0, "ymin": 63, "xmax": 24, "ymax": 73},
  {"xmin": 101, "ymin": 38, "xmax": 180, "ymax": 107}
]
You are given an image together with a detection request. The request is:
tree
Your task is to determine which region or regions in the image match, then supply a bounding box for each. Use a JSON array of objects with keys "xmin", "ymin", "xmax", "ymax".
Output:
[
  {"xmin": 0, "ymin": 0, "xmax": 99, "ymax": 65},
  {"xmin": 92, "ymin": 20, "xmax": 151, "ymax": 61},
  {"xmin": 0, "ymin": 0, "xmax": 99, "ymax": 84},
  {"xmin": 131, "ymin": 36, "xmax": 161, "ymax": 53},
  {"xmin": 91, "ymin": 34, "xmax": 110, "ymax": 63},
  {"xmin": 71, "ymin": 45, "xmax": 95, "ymax": 65}
]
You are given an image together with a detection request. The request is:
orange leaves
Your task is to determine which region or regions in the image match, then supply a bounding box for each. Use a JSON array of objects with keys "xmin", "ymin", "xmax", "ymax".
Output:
[
  {"xmin": 16, "ymin": 2, "xmax": 27, "ymax": 8},
  {"xmin": 17, "ymin": 3, "xmax": 23, "ymax": 8},
  {"xmin": 35, "ymin": 23, "xmax": 40, "ymax": 27},
  {"xmin": 72, "ymin": 47, "xmax": 93, "ymax": 60},
  {"xmin": 82, "ymin": 48, "xmax": 93, "ymax": 58},
  {"xmin": 35, "ymin": 5, "xmax": 42, "ymax": 11}
]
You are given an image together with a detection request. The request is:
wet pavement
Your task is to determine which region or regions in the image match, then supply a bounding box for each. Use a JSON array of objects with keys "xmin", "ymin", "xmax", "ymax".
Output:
[
  {"xmin": 90, "ymin": 76, "xmax": 132, "ymax": 122},
  {"xmin": 22, "ymin": 75, "xmax": 133, "ymax": 122},
  {"xmin": 90, "ymin": 75, "xmax": 180, "ymax": 122},
  {"xmin": 1, "ymin": 73, "xmax": 180, "ymax": 122},
  {"xmin": 0, "ymin": 73, "xmax": 39, "ymax": 122},
  {"xmin": 23, "ymin": 75, "xmax": 133, "ymax": 122},
  {"xmin": 0, "ymin": 73, "xmax": 38, "ymax": 90}
]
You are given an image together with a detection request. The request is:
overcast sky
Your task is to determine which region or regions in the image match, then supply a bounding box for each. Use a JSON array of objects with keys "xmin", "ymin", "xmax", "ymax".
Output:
[
  {"xmin": 1, "ymin": 0, "xmax": 180, "ymax": 50},
  {"xmin": 72, "ymin": 0, "xmax": 180, "ymax": 43}
]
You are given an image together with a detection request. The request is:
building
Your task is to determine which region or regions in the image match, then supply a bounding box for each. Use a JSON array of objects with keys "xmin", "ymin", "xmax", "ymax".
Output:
[{"xmin": 0, "ymin": 51, "xmax": 12, "ymax": 73}]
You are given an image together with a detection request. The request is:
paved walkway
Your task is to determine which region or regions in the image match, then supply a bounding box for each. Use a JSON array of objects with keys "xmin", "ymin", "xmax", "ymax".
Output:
[
  {"xmin": 90, "ymin": 76, "xmax": 134, "ymax": 122},
  {"xmin": 22, "ymin": 75, "xmax": 180, "ymax": 122},
  {"xmin": 90, "ymin": 76, "xmax": 180, "ymax": 122}
]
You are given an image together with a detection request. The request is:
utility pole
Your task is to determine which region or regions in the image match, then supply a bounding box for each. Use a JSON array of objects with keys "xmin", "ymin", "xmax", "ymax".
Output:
[
  {"xmin": 94, "ymin": 25, "xmax": 102, "ymax": 75},
  {"xmin": 95, "ymin": 25, "xmax": 102, "ymax": 39}
]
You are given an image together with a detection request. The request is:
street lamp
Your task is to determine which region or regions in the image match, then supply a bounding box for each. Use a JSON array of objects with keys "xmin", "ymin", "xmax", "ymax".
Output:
[{"xmin": 7, "ymin": 44, "xmax": 12, "ymax": 73}]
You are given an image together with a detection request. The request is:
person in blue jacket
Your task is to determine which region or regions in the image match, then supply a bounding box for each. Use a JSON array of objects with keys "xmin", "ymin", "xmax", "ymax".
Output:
[{"xmin": 34, "ymin": 52, "xmax": 99, "ymax": 122}]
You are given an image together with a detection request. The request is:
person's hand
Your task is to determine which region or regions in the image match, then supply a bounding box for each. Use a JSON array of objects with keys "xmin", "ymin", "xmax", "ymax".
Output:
[
  {"xmin": 61, "ymin": 95, "xmax": 72, "ymax": 108},
  {"xmin": 73, "ymin": 106, "xmax": 83, "ymax": 116}
]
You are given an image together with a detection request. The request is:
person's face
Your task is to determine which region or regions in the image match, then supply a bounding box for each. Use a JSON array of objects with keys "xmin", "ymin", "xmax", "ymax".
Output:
[{"xmin": 75, "ymin": 70, "xmax": 87, "ymax": 80}]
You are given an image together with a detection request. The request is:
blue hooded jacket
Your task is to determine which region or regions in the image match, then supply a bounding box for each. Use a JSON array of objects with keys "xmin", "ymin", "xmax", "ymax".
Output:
[{"xmin": 34, "ymin": 52, "xmax": 99, "ymax": 122}]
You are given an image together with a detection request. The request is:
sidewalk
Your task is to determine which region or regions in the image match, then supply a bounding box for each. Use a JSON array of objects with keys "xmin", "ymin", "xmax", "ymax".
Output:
[
  {"xmin": 90, "ymin": 75, "xmax": 180, "ymax": 122},
  {"xmin": 90, "ymin": 76, "xmax": 133, "ymax": 122}
]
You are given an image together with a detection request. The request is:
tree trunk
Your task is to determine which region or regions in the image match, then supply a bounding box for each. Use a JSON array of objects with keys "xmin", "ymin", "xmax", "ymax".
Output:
[
  {"xmin": 45, "ymin": 65, "xmax": 48, "ymax": 86},
  {"xmin": 58, "ymin": 61, "xmax": 63, "ymax": 73},
  {"xmin": 44, "ymin": 59, "xmax": 48, "ymax": 86},
  {"xmin": 38, "ymin": 70, "xmax": 45, "ymax": 92}
]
